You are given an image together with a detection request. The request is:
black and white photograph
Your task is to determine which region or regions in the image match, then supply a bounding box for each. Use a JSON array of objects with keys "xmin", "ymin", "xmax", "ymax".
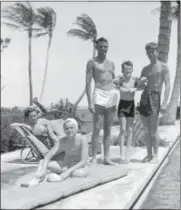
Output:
[{"xmin": 1, "ymin": 0, "xmax": 180, "ymax": 209}]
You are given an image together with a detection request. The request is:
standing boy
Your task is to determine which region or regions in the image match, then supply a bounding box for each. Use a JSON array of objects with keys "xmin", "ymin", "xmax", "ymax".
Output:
[{"xmin": 114, "ymin": 61, "xmax": 146, "ymax": 163}]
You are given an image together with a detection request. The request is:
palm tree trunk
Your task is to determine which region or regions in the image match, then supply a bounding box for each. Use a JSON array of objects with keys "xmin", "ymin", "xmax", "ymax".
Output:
[
  {"xmin": 28, "ymin": 30, "xmax": 33, "ymax": 105},
  {"xmin": 160, "ymin": 16, "xmax": 180, "ymax": 125},
  {"xmin": 74, "ymin": 88, "xmax": 86, "ymax": 108},
  {"xmin": 39, "ymin": 35, "xmax": 52, "ymax": 102},
  {"xmin": 1, "ymin": 85, "xmax": 5, "ymax": 90},
  {"xmin": 92, "ymin": 42, "xmax": 96, "ymax": 58},
  {"xmin": 158, "ymin": 1, "xmax": 172, "ymax": 63},
  {"xmin": 74, "ymin": 43, "xmax": 96, "ymax": 109}
]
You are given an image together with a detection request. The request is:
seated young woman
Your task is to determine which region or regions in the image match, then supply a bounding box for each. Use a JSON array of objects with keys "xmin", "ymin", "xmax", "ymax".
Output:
[
  {"xmin": 45, "ymin": 118, "xmax": 89, "ymax": 183},
  {"xmin": 11, "ymin": 108, "xmax": 89, "ymax": 186},
  {"xmin": 11, "ymin": 106, "xmax": 54, "ymax": 148}
]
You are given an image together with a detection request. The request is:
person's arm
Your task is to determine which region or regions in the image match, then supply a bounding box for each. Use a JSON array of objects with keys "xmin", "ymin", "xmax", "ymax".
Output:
[
  {"xmin": 33, "ymin": 97, "xmax": 48, "ymax": 114},
  {"xmin": 10, "ymin": 123, "xmax": 32, "ymax": 131},
  {"xmin": 129, "ymin": 77, "xmax": 143, "ymax": 92},
  {"xmin": 36, "ymin": 123, "xmax": 60, "ymax": 177},
  {"xmin": 113, "ymin": 73, "xmax": 128, "ymax": 91},
  {"xmin": 120, "ymin": 86, "xmax": 130, "ymax": 93},
  {"xmin": 62, "ymin": 137, "xmax": 89, "ymax": 177},
  {"xmin": 161, "ymin": 64, "xmax": 171, "ymax": 111},
  {"xmin": 137, "ymin": 68, "xmax": 148, "ymax": 91},
  {"xmin": 86, "ymin": 60, "xmax": 95, "ymax": 113},
  {"xmin": 112, "ymin": 62, "xmax": 116, "ymax": 79},
  {"xmin": 86, "ymin": 60, "xmax": 93, "ymax": 105},
  {"xmin": 113, "ymin": 76, "xmax": 120, "ymax": 85}
]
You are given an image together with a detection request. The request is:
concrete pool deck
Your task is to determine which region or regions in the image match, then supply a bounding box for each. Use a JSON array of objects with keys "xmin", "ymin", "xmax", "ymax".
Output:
[{"xmin": 1, "ymin": 121, "xmax": 180, "ymax": 209}]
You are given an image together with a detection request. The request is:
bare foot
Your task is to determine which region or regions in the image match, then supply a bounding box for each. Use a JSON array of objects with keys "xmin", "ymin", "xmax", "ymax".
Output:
[
  {"xmin": 103, "ymin": 159, "xmax": 118, "ymax": 166},
  {"xmin": 124, "ymin": 158, "xmax": 130, "ymax": 164},
  {"xmin": 21, "ymin": 177, "xmax": 43, "ymax": 187},
  {"xmin": 149, "ymin": 156, "xmax": 158, "ymax": 164},
  {"xmin": 47, "ymin": 173, "xmax": 61, "ymax": 182},
  {"xmin": 91, "ymin": 157, "xmax": 97, "ymax": 165},
  {"xmin": 119, "ymin": 159, "xmax": 129, "ymax": 164},
  {"xmin": 141, "ymin": 156, "xmax": 152, "ymax": 163},
  {"xmin": 120, "ymin": 156, "xmax": 124, "ymax": 161}
]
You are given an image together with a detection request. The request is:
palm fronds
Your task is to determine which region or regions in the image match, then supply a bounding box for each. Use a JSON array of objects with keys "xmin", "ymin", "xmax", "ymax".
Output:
[
  {"xmin": 35, "ymin": 7, "xmax": 56, "ymax": 37},
  {"xmin": 2, "ymin": 2, "xmax": 35, "ymax": 30},
  {"xmin": 67, "ymin": 29, "xmax": 91, "ymax": 40},
  {"xmin": 67, "ymin": 13, "xmax": 97, "ymax": 42},
  {"xmin": 172, "ymin": 1, "xmax": 180, "ymax": 19}
]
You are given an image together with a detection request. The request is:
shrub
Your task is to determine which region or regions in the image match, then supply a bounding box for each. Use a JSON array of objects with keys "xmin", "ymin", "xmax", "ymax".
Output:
[
  {"xmin": 1, "ymin": 98, "xmax": 83, "ymax": 153},
  {"xmin": 1, "ymin": 113, "xmax": 25, "ymax": 153},
  {"xmin": 176, "ymin": 106, "xmax": 180, "ymax": 119}
]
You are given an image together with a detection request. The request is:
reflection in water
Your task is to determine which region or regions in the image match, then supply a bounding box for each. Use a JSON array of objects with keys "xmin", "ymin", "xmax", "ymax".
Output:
[{"xmin": 141, "ymin": 140, "xmax": 180, "ymax": 209}]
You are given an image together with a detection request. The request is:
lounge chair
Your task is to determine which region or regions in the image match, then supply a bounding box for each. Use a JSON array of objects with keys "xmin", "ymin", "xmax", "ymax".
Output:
[{"xmin": 12, "ymin": 119, "xmax": 65, "ymax": 163}]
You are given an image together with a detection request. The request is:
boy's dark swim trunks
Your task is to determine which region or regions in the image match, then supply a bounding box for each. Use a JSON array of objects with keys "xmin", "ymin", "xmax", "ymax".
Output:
[
  {"xmin": 118, "ymin": 100, "xmax": 135, "ymax": 118},
  {"xmin": 139, "ymin": 90, "xmax": 160, "ymax": 116}
]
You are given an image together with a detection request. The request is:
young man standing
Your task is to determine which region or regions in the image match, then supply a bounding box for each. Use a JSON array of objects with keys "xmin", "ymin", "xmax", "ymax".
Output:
[
  {"xmin": 86, "ymin": 37, "xmax": 118, "ymax": 165},
  {"xmin": 139, "ymin": 42, "xmax": 170, "ymax": 163}
]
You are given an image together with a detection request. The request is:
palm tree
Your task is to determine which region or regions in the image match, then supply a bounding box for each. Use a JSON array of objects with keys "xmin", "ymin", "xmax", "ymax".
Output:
[
  {"xmin": 160, "ymin": 1, "xmax": 180, "ymax": 125},
  {"xmin": 67, "ymin": 14, "xmax": 97, "ymax": 108},
  {"xmin": 1, "ymin": 37, "xmax": 11, "ymax": 52},
  {"xmin": 157, "ymin": 1, "xmax": 172, "ymax": 63},
  {"xmin": 1, "ymin": 37, "xmax": 11, "ymax": 90},
  {"xmin": 2, "ymin": 2, "xmax": 37, "ymax": 105},
  {"xmin": 35, "ymin": 7, "xmax": 56, "ymax": 102}
]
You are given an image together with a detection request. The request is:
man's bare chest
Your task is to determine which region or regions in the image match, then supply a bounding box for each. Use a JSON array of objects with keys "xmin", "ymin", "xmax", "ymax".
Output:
[
  {"xmin": 145, "ymin": 66, "xmax": 163, "ymax": 79},
  {"xmin": 94, "ymin": 61, "xmax": 114, "ymax": 74}
]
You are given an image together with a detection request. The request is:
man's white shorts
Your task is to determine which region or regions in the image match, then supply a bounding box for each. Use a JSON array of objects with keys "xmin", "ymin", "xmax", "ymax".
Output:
[{"xmin": 93, "ymin": 88, "xmax": 118, "ymax": 109}]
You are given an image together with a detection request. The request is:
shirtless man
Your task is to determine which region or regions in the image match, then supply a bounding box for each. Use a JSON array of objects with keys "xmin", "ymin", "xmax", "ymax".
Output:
[
  {"xmin": 86, "ymin": 37, "xmax": 118, "ymax": 165},
  {"xmin": 139, "ymin": 42, "xmax": 170, "ymax": 163}
]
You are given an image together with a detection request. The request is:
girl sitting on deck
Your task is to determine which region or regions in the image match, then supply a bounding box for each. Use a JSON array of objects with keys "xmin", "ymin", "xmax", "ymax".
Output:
[
  {"xmin": 46, "ymin": 118, "xmax": 89, "ymax": 183},
  {"xmin": 11, "ymin": 107, "xmax": 89, "ymax": 186}
]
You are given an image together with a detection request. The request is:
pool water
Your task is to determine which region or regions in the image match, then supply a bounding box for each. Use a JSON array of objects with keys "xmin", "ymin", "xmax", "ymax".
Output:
[{"xmin": 141, "ymin": 140, "xmax": 180, "ymax": 209}]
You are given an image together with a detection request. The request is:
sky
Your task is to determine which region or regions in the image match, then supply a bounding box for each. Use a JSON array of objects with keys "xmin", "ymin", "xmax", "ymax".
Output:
[{"xmin": 1, "ymin": 0, "xmax": 178, "ymax": 108}]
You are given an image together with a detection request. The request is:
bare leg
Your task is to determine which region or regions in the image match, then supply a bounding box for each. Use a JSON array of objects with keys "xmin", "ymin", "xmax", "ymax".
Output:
[
  {"xmin": 119, "ymin": 113, "xmax": 127, "ymax": 161},
  {"xmin": 72, "ymin": 167, "xmax": 89, "ymax": 177},
  {"xmin": 21, "ymin": 158, "xmax": 64, "ymax": 187},
  {"xmin": 21, "ymin": 159, "xmax": 45, "ymax": 187},
  {"xmin": 35, "ymin": 159, "xmax": 44, "ymax": 176},
  {"xmin": 47, "ymin": 167, "xmax": 89, "ymax": 182},
  {"xmin": 91, "ymin": 105, "xmax": 103, "ymax": 164},
  {"xmin": 141, "ymin": 116, "xmax": 153, "ymax": 162},
  {"xmin": 149, "ymin": 115, "xmax": 159, "ymax": 164},
  {"xmin": 35, "ymin": 160, "xmax": 62, "ymax": 175},
  {"xmin": 125, "ymin": 117, "xmax": 134, "ymax": 163},
  {"xmin": 46, "ymin": 173, "xmax": 61, "ymax": 182},
  {"xmin": 103, "ymin": 106, "xmax": 117, "ymax": 165},
  {"xmin": 47, "ymin": 160, "xmax": 65, "ymax": 174}
]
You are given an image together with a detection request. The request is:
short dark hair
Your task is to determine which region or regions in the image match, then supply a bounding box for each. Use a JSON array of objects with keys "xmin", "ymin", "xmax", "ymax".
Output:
[
  {"xmin": 121, "ymin": 60, "xmax": 133, "ymax": 71},
  {"xmin": 24, "ymin": 106, "xmax": 38, "ymax": 118},
  {"xmin": 145, "ymin": 42, "xmax": 158, "ymax": 51},
  {"xmin": 95, "ymin": 37, "xmax": 108, "ymax": 45}
]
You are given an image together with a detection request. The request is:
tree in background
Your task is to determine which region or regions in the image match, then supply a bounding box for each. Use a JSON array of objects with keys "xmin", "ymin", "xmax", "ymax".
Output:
[
  {"xmin": 1, "ymin": 37, "xmax": 11, "ymax": 90},
  {"xmin": 2, "ymin": 2, "xmax": 37, "ymax": 105},
  {"xmin": 1, "ymin": 37, "xmax": 11, "ymax": 52},
  {"xmin": 160, "ymin": 1, "xmax": 180, "ymax": 124},
  {"xmin": 157, "ymin": 1, "xmax": 172, "ymax": 63},
  {"xmin": 35, "ymin": 7, "xmax": 56, "ymax": 102},
  {"xmin": 67, "ymin": 14, "xmax": 98, "ymax": 108}
]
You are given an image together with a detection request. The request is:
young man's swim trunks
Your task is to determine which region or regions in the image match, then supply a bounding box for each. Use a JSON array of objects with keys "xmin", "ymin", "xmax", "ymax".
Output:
[
  {"xmin": 139, "ymin": 90, "xmax": 160, "ymax": 116},
  {"xmin": 93, "ymin": 88, "xmax": 118, "ymax": 109},
  {"xmin": 118, "ymin": 100, "xmax": 135, "ymax": 118}
]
